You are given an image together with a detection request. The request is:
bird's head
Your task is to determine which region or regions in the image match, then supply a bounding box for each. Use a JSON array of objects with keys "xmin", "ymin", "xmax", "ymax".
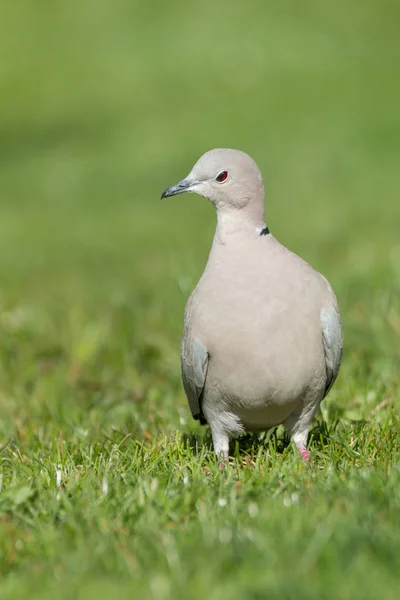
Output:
[{"xmin": 161, "ymin": 148, "xmax": 265, "ymax": 213}]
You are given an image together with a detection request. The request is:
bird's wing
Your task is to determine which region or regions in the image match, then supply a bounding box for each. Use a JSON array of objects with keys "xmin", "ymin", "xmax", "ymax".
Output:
[
  {"xmin": 320, "ymin": 302, "xmax": 343, "ymax": 397},
  {"xmin": 181, "ymin": 337, "xmax": 209, "ymax": 422}
]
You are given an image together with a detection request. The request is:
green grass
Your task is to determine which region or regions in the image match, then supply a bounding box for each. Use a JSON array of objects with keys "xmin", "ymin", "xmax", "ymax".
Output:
[{"xmin": 0, "ymin": 1, "xmax": 400, "ymax": 598}]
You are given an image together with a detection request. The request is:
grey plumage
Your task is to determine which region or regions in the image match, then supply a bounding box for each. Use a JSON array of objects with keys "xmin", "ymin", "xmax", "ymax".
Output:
[{"xmin": 162, "ymin": 148, "xmax": 343, "ymax": 462}]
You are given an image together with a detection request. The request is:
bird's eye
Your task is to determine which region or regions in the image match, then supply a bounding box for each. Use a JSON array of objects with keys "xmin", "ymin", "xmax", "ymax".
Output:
[{"xmin": 215, "ymin": 171, "xmax": 228, "ymax": 183}]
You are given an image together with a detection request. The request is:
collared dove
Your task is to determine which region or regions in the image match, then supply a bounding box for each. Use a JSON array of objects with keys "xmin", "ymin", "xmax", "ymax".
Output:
[{"xmin": 161, "ymin": 149, "xmax": 343, "ymax": 463}]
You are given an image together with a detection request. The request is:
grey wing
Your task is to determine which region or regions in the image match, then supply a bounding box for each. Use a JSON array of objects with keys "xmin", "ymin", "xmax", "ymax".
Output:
[
  {"xmin": 181, "ymin": 337, "xmax": 209, "ymax": 422},
  {"xmin": 320, "ymin": 302, "xmax": 343, "ymax": 397}
]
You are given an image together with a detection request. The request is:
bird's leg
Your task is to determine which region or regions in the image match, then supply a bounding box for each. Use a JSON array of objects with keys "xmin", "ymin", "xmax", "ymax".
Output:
[
  {"xmin": 202, "ymin": 404, "xmax": 234, "ymax": 468},
  {"xmin": 295, "ymin": 442, "xmax": 311, "ymax": 462},
  {"xmin": 285, "ymin": 401, "xmax": 320, "ymax": 463},
  {"xmin": 286, "ymin": 420, "xmax": 311, "ymax": 462},
  {"xmin": 291, "ymin": 431, "xmax": 311, "ymax": 462},
  {"xmin": 218, "ymin": 455, "xmax": 230, "ymax": 471},
  {"xmin": 210, "ymin": 427, "xmax": 230, "ymax": 468}
]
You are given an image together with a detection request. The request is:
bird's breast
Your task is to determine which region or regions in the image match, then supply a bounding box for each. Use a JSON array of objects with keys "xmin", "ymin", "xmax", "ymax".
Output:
[{"xmin": 186, "ymin": 262, "xmax": 326, "ymax": 410}]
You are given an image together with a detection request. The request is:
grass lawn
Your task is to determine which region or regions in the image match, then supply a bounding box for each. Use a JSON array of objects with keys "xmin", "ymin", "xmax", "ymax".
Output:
[{"xmin": 0, "ymin": 1, "xmax": 400, "ymax": 598}]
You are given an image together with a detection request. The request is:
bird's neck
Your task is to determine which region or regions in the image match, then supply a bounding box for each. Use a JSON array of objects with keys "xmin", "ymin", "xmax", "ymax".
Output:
[{"xmin": 214, "ymin": 208, "xmax": 268, "ymax": 245}]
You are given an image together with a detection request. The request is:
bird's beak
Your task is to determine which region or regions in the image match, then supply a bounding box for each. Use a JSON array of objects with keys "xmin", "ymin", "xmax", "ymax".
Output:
[{"xmin": 161, "ymin": 178, "xmax": 194, "ymax": 199}]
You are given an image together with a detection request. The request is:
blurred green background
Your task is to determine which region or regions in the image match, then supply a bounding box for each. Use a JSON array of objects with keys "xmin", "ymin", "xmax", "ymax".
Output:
[{"xmin": 0, "ymin": 1, "xmax": 399, "ymax": 598}]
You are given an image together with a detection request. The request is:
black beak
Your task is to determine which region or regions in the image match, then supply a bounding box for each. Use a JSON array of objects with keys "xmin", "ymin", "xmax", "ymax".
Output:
[{"xmin": 161, "ymin": 178, "xmax": 193, "ymax": 199}]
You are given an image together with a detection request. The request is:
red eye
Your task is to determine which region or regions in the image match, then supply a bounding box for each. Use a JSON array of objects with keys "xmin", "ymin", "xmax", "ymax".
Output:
[{"xmin": 216, "ymin": 170, "xmax": 228, "ymax": 183}]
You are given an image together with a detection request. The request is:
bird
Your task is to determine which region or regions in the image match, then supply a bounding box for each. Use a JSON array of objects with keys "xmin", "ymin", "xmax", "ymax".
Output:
[{"xmin": 161, "ymin": 149, "xmax": 343, "ymax": 464}]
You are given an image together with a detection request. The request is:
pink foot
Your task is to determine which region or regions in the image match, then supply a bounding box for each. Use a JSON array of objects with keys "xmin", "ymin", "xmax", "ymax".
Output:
[
  {"xmin": 218, "ymin": 455, "xmax": 230, "ymax": 471},
  {"xmin": 297, "ymin": 445, "xmax": 311, "ymax": 462}
]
